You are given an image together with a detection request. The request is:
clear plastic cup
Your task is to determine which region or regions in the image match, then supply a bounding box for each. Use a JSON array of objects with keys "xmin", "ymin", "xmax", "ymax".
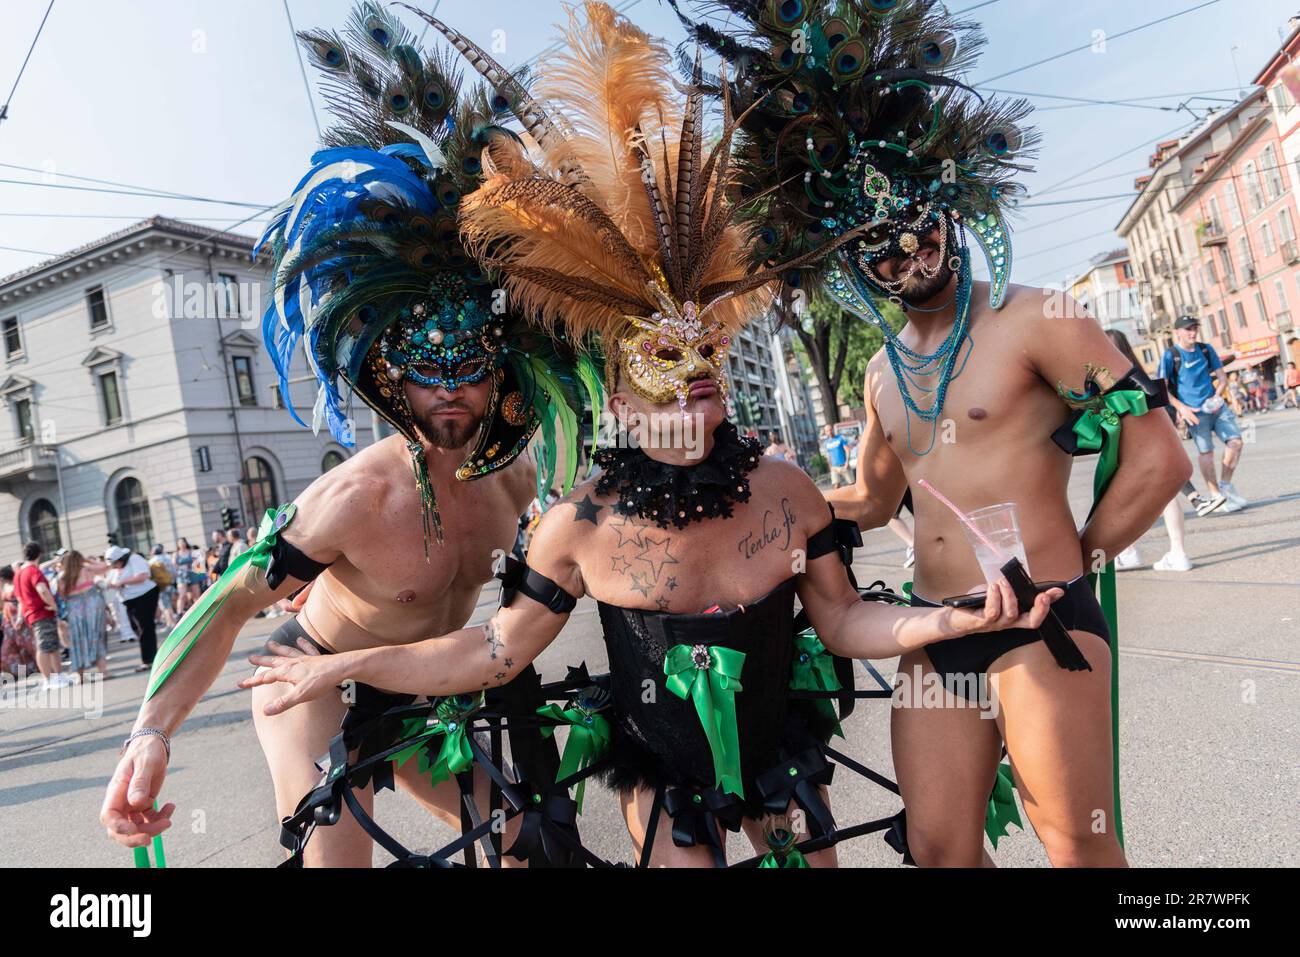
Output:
[{"xmin": 961, "ymin": 502, "xmax": 1029, "ymax": 584}]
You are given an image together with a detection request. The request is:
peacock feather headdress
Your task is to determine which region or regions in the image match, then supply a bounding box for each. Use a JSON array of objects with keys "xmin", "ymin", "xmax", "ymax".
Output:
[
  {"xmin": 255, "ymin": 2, "xmax": 602, "ymax": 551},
  {"xmin": 415, "ymin": 1, "xmax": 862, "ymax": 414},
  {"xmin": 669, "ymin": 0, "xmax": 1038, "ymax": 313}
]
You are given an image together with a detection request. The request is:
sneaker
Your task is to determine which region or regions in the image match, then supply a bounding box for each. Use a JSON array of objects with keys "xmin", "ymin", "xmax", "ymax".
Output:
[
  {"xmin": 1114, "ymin": 545, "xmax": 1142, "ymax": 570},
  {"xmin": 903, "ymin": 546, "xmax": 915, "ymax": 569},
  {"xmin": 1219, "ymin": 499, "xmax": 1244, "ymax": 513},
  {"xmin": 1220, "ymin": 482, "xmax": 1249, "ymax": 509},
  {"xmin": 1195, "ymin": 492, "xmax": 1227, "ymax": 517},
  {"xmin": 1187, "ymin": 492, "xmax": 1209, "ymax": 511},
  {"xmin": 1153, "ymin": 551, "xmax": 1192, "ymax": 572}
]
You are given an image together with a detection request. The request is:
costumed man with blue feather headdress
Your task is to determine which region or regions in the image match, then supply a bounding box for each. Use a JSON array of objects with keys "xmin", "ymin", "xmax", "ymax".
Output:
[
  {"xmin": 101, "ymin": 2, "xmax": 602, "ymax": 868},
  {"xmin": 669, "ymin": 0, "xmax": 1192, "ymax": 865}
]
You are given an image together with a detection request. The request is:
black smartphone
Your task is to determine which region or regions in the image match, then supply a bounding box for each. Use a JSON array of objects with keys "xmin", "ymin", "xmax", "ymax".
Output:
[{"xmin": 940, "ymin": 580, "xmax": 1067, "ymax": 609}]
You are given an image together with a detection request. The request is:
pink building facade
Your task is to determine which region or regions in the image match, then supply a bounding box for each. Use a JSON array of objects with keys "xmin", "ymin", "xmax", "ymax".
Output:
[{"xmin": 1175, "ymin": 37, "xmax": 1300, "ymax": 383}]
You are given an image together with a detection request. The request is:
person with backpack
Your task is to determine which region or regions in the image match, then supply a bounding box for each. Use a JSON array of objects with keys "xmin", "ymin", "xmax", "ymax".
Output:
[
  {"xmin": 1159, "ymin": 316, "xmax": 1247, "ymax": 514},
  {"xmin": 149, "ymin": 545, "xmax": 177, "ymax": 630}
]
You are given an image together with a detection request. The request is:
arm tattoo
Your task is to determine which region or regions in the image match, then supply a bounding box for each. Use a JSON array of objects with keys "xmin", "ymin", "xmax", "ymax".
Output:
[{"xmin": 483, "ymin": 619, "xmax": 503, "ymax": 660}]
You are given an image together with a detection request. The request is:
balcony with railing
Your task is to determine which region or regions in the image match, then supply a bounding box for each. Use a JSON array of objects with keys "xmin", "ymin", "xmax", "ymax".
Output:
[{"xmin": 0, "ymin": 442, "xmax": 56, "ymax": 491}]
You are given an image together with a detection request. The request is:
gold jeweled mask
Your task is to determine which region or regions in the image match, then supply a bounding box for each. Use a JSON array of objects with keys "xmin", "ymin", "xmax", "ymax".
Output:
[{"xmin": 617, "ymin": 296, "xmax": 734, "ymax": 412}]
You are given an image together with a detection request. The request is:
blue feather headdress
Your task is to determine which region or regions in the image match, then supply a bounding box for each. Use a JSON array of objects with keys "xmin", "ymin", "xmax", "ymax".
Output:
[{"xmin": 255, "ymin": 2, "xmax": 602, "ymax": 551}]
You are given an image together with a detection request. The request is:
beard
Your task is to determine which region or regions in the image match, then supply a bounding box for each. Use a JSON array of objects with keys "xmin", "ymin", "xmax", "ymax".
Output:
[
  {"xmin": 870, "ymin": 251, "xmax": 954, "ymax": 305},
  {"xmin": 412, "ymin": 405, "xmax": 482, "ymax": 449}
]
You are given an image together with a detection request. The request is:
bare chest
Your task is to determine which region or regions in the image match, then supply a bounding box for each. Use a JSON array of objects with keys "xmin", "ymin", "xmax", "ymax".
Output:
[
  {"xmin": 873, "ymin": 330, "xmax": 1063, "ymax": 468},
  {"xmin": 327, "ymin": 478, "xmax": 523, "ymax": 618}
]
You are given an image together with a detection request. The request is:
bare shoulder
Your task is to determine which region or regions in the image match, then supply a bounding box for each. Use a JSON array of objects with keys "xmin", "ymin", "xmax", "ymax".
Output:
[
  {"xmin": 521, "ymin": 478, "xmax": 596, "ymax": 595},
  {"xmin": 751, "ymin": 456, "xmax": 832, "ymax": 535},
  {"xmin": 283, "ymin": 437, "xmax": 404, "ymax": 560}
]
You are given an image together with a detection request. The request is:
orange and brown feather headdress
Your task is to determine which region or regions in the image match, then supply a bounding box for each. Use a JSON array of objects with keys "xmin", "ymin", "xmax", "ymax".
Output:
[{"xmin": 448, "ymin": 2, "xmax": 868, "ymax": 401}]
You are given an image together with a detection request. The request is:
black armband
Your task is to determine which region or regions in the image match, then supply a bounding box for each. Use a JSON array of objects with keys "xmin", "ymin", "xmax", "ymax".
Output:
[
  {"xmin": 805, "ymin": 507, "xmax": 863, "ymax": 567},
  {"xmin": 497, "ymin": 555, "xmax": 577, "ymax": 614},
  {"xmin": 1052, "ymin": 361, "xmax": 1170, "ymax": 457},
  {"xmin": 265, "ymin": 536, "xmax": 333, "ymax": 591}
]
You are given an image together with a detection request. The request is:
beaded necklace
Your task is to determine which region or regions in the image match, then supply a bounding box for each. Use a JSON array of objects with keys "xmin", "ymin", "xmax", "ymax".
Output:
[{"xmin": 847, "ymin": 247, "xmax": 975, "ymax": 456}]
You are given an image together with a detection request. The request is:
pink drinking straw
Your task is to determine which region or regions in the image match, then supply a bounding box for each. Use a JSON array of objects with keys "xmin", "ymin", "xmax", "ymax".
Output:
[{"xmin": 916, "ymin": 478, "xmax": 1008, "ymax": 562}]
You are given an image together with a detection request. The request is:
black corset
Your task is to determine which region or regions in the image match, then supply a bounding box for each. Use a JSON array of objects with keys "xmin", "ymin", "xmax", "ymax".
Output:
[{"xmin": 595, "ymin": 577, "xmax": 805, "ymax": 801}]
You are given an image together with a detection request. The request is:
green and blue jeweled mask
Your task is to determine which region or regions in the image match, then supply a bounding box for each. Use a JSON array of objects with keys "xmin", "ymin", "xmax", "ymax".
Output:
[{"xmin": 378, "ymin": 292, "xmax": 507, "ymax": 391}]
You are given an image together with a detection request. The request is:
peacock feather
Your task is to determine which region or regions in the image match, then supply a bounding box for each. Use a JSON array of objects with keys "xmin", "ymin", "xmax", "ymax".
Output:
[{"xmin": 668, "ymin": 0, "xmax": 1038, "ymax": 307}]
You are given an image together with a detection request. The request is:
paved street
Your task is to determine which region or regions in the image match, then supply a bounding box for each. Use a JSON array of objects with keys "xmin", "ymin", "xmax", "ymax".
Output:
[{"xmin": 2, "ymin": 410, "xmax": 1297, "ymax": 868}]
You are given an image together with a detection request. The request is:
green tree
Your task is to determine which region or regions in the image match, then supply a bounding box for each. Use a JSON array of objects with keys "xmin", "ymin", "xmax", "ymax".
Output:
[{"xmin": 785, "ymin": 288, "xmax": 905, "ymax": 417}]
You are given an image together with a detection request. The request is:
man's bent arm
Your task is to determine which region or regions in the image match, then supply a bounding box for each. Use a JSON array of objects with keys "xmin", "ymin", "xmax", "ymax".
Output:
[
  {"xmin": 129, "ymin": 471, "xmax": 361, "ymax": 736},
  {"xmin": 825, "ymin": 367, "xmax": 909, "ymax": 528},
  {"xmin": 1027, "ymin": 310, "xmax": 1191, "ymax": 566}
]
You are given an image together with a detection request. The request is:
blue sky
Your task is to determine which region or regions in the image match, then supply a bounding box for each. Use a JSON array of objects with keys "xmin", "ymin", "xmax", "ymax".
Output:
[{"xmin": 2, "ymin": 0, "xmax": 1298, "ymax": 288}]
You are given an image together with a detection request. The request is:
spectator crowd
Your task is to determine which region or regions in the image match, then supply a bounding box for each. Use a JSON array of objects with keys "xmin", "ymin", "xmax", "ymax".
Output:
[{"xmin": 0, "ymin": 525, "xmax": 267, "ymax": 688}]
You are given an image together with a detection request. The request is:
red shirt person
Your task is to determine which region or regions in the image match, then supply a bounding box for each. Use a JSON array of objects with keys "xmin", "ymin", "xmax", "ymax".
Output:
[{"xmin": 13, "ymin": 541, "xmax": 63, "ymax": 683}]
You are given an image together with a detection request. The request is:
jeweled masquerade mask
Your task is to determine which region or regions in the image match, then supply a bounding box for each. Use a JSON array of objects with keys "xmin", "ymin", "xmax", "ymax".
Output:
[
  {"xmin": 617, "ymin": 285, "xmax": 733, "ymax": 412},
  {"xmin": 377, "ymin": 295, "xmax": 506, "ymax": 391}
]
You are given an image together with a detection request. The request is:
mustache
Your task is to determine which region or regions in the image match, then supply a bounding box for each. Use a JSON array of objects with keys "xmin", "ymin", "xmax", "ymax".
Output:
[{"xmin": 428, "ymin": 401, "xmax": 471, "ymax": 413}]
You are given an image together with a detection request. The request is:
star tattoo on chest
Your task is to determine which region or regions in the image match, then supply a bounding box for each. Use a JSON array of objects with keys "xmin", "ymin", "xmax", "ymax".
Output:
[
  {"xmin": 634, "ymin": 534, "xmax": 680, "ymax": 582},
  {"xmin": 609, "ymin": 515, "xmax": 646, "ymax": 548},
  {"xmin": 572, "ymin": 494, "xmax": 603, "ymax": 524},
  {"xmin": 629, "ymin": 570, "xmax": 652, "ymax": 597}
]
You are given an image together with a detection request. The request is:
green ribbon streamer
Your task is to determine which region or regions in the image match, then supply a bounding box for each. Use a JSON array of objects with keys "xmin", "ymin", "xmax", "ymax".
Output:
[
  {"xmin": 133, "ymin": 506, "xmax": 292, "ymax": 868},
  {"xmin": 391, "ymin": 700, "xmax": 477, "ymax": 788},
  {"xmin": 1070, "ymin": 388, "xmax": 1145, "ymax": 851},
  {"xmin": 664, "ymin": 644, "xmax": 746, "ymax": 798},
  {"xmin": 790, "ymin": 631, "xmax": 843, "ymax": 738},
  {"xmin": 131, "ymin": 801, "xmax": 167, "ymax": 869},
  {"xmin": 144, "ymin": 503, "xmax": 295, "ymax": 702},
  {"xmin": 759, "ymin": 848, "xmax": 810, "ymax": 868},
  {"xmin": 984, "ymin": 762, "xmax": 1022, "ymax": 848},
  {"xmin": 537, "ymin": 702, "xmax": 611, "ymax": 813}
]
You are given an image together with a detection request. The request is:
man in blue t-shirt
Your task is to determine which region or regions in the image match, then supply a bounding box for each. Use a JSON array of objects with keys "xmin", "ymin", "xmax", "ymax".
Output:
[
  {"xmin": 1158, "ymin": 316, "xmax": 1247, "ymax": 512},
  {"xmin": 821, "ymin": 424, "xmax": 852, "ymax": 488}
]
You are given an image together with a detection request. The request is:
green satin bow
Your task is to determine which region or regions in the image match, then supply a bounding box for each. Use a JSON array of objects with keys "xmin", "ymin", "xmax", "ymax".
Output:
[
  {"xmin": 984, "ymin": 761, "xmax": 1022, "ymax": 848},
  {"xmin": 1070, "ymin": 389, "xmax": 1148, "ymax": 501},
  {"xmin": 145, "ymin": 503, "xmax": 295, "ymax": 701},
  {"xmin": 790, "ymin": 631, "xmax": 843, "ymax": 738},
  {"xmin": 537, "ymin": 702, "xmax": 611, "ymax": 813},
  {"xmin": 391, "ymin": 696, "xmax": 479, "ymax": 788},
  {"xmin": 664, "ymin": 644, "xmax": 746, "ymax": 798}
]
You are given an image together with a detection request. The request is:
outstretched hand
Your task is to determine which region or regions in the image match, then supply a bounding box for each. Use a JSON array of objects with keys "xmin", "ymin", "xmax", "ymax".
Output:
[{"xmin": 101, "ymin": 736, "xmax": 175, "ymax": 848}]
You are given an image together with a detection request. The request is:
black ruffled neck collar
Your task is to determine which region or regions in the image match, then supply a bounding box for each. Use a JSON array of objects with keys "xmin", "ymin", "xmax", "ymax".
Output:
[{"xmin": 593, "ymin": 422, "xmax": 763, "ymax": 529}]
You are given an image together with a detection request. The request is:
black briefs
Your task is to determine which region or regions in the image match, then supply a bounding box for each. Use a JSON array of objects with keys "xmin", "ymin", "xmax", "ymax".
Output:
[
  {"xmin": 910, "ymin": 575, "xmax": 1111, "ymax": 701},
  {"xmin": 263, "ymin": 615, "xmax": 333, "ymax": 657}
]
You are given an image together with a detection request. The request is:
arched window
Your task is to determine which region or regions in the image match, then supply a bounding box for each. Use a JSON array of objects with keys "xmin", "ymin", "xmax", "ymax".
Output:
[
  {"xmin": 321, "ymin": 450, "xmax": 345, "ymax": 473},
  {"xmin": 28, "ymin": 498, "xmax": 61, "ymax": 556},
  {"xmin": 113, "ymin": 478, "xmax": 154, "ymax": 555},
  {"xmin": 243, "ymin": 456, "xmax": 278, "ymax": 522}
]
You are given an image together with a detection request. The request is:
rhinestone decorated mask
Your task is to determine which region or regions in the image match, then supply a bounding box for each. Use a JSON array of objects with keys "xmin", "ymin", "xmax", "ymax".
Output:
[
  {"xmin": 844, "ymin": 161, "xmax": 960, "ymax": 298},
  {"xmin": 378, "ymin": 296, "xmax": 506, "ymax": 391},
  {"xmin": 617, "ymin": 293, "xmax": 734, "ymax": 412}
]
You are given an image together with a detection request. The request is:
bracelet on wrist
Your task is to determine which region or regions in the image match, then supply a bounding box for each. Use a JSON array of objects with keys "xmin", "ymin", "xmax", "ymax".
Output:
[{"xmin": 122, "ymin": 727, "xmax": 171, "ymax": 762}]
